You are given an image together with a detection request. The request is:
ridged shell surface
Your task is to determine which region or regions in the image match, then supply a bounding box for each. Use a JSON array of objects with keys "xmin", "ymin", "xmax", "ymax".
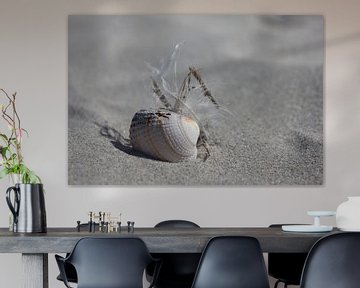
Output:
[{"xmin": 129, "ymin": 109, "xmax": 200, "ymax": 162}]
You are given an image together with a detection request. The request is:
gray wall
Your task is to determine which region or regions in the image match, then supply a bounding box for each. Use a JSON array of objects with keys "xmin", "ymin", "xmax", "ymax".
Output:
[{"xmin": 0, "ymin": 0, "xmax": 359, "ymax": 287}]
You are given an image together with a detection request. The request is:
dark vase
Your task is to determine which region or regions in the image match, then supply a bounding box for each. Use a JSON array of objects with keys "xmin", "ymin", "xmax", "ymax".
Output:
[{"xmin": 6, "ymin": 183, "xmax": 47, "ymax": 233}]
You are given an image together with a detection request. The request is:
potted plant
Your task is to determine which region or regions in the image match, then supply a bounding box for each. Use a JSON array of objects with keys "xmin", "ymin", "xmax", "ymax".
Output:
[
  {"xmin": 0, "ymin": 88, "xmax": 41, "ymax": 183},
  {"xmin": 1, "ymin": 88, "xmax": 46, "ymax": 233}
]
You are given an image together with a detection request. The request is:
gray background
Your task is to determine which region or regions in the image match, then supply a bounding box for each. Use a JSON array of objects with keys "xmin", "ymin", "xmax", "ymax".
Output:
[{"xmin": 68, "ymin": 15, "xmax": 323, "ymax": 185}]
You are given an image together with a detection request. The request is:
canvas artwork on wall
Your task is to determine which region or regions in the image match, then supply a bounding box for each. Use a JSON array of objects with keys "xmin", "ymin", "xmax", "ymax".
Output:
[{"xmin": 68, "ymin": 15, "xmax": 323, "ymax": 185}]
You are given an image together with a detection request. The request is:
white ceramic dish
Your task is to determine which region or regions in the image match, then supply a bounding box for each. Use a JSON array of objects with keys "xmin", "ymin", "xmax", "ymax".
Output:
[
  {"xmin": 282, "ymin": 210, "xmax": 336, "ymax": 232},
  {"xmin": 282, "ymin": 225, "xmax": 333, "ymax": 232}
]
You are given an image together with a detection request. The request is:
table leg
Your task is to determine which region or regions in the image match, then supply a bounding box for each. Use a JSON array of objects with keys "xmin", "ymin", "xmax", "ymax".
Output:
[{"xmin": 22, "ymin": 253, "xmax": 48, "ymax": 288}]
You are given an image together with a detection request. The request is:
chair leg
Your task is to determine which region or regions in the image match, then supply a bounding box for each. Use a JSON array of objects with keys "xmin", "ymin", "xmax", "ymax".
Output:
[{"xmin": 274, "ymin": 280, "xmax": 289, "ymax": 288}]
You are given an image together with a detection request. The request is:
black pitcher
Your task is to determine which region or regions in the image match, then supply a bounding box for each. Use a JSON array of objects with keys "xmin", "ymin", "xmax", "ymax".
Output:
[{"xmin": 6, "ymin": 183, "xmax": 47, "ymax": 233}]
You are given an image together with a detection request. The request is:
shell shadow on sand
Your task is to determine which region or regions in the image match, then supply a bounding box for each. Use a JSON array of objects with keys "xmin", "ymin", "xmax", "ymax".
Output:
[{"xmin": 95, "ymin": 122, "xmax": 159, "ymax": 161}]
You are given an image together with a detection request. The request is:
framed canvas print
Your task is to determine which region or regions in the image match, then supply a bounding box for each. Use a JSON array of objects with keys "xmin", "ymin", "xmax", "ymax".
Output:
[{"xmin": 68, "ymin": 15, "xmax": 323, "ymax": 185}]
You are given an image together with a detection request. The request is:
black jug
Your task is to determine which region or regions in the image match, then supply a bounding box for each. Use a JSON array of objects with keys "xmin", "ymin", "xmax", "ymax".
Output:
[{"xmin": 6, "ymin": 183, "xmax": 47, "ymax": 233}]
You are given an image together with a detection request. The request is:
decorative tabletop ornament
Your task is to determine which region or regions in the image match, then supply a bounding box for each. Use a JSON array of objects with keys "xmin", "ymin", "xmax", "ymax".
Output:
[{"xmin": 0, "ymin": 88, "xmax": 46, "ymax": 233}]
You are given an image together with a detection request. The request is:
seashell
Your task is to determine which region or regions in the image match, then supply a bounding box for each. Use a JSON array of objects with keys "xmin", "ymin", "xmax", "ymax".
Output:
[{"xmin": 129, "ymin": 109, "xmax": 200, "ymax": 162}]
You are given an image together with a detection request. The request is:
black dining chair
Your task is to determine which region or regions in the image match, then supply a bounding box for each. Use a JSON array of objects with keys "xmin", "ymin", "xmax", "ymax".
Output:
[
  {"xmin": 56, "ymin": 262, "xmax": 77, "ymax": 284},
  {"xmin": 300, "ymin": 232, "xmax": 360, "ymax": 288},
  {"xmin": 55, "ymin": 237, "xmax": 161, "ymax": 288},
  {"xmin": 146, "ymin": 220, "xmax": 201, "ymax": 288},
  {"xmin": 56, "ymin": 223, "xmax": 99, "ymax": 284},
  {"xmin": 191, "ymin": 236, "xmax": 270, "ymax": 288},
  {"xmin": 268, "ymin": 224, "xmax": 308, "ymax": 288}
]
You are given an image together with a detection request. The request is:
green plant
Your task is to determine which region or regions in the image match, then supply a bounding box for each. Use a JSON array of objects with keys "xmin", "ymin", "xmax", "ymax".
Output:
[{"xmin": 0, "ymin": 88, "xmax": 41, "ymax": 183}]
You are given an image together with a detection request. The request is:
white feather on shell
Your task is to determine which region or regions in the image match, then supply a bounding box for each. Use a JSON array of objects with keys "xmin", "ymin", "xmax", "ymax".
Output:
[{"xmin": 129, "ymin": 109, "xmax": 200, "ymax": 162}]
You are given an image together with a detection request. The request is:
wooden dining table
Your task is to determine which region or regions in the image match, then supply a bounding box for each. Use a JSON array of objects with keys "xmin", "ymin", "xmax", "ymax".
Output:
[{"xmin": 0, "ymin": 226, "xmax": 339, "ymax": 288}]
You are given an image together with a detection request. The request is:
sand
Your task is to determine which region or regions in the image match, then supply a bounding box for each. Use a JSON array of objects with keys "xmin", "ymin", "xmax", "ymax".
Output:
[{"xmin": 68, "ymin": 15, "xmax": 323, "ymax": 185}]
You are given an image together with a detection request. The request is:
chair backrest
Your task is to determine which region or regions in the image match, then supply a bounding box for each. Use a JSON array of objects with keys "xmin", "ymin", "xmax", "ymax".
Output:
[
  {"xmin": 300, "ymin": 232, "xmax": 360, "ymax": 288},
  {"xmin": 191, "ymin": 236, "xmax": 270, "ymax": 288},
  {"xmin": 66, "ymin": 237, "xmax": 154, "ymax": 288},
  {"xmin": 268, "ymin": 224, "xmax": 308, "ymax": 285},
  {"xmin": 155, "ymin": 220, "xmax": 200, "ymax": 228},
  {"xmin": 150, "ymin": 220, "xmax": 201, "ymax": 286}
]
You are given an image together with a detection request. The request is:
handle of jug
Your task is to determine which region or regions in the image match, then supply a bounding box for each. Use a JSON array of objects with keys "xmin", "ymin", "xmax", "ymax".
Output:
[{"xmin": 6, "ymin": 186, "xmax": 20, "ymax": 224}]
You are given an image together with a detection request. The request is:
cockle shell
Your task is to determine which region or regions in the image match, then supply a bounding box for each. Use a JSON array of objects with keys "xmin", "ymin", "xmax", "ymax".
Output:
[{"xmin": 129, "ymin": 109, "xmax": 200, "ymax": 162}]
